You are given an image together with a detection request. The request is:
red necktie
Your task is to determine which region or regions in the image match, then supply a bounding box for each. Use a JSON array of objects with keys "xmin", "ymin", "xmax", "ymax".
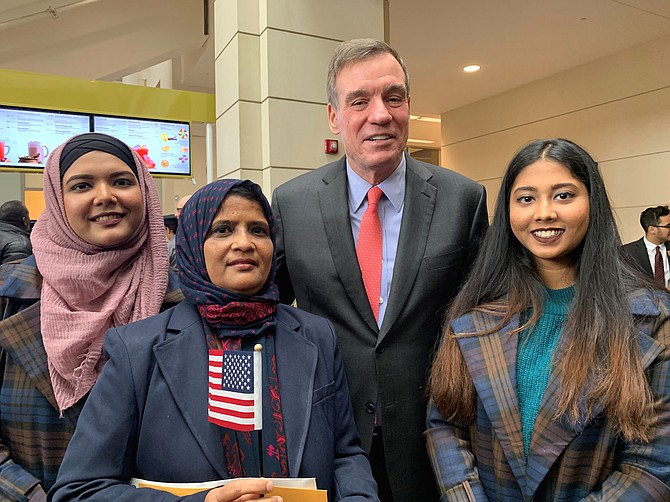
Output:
[
  {"xmin": 655, "ymin": 246, "xmax": 665, "ymax": 287},
  {"xmin": 357, "ymin": 186, "xmax": 384, "ymax": 320}
]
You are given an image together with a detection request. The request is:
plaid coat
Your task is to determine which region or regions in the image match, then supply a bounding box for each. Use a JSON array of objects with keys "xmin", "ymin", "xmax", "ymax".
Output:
[
  {"xmin": 426, "ymin": 290, "xmax": 670, "ymax": 501},
  {"xmin": 0, "ymin": 256, "xmax": 183, "ymax": 500}
]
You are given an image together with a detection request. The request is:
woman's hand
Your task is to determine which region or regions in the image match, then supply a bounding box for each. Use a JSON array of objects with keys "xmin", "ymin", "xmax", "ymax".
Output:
[{"xmin": 204, "ymin": 479, "xmax": 283, "ymax": 502}]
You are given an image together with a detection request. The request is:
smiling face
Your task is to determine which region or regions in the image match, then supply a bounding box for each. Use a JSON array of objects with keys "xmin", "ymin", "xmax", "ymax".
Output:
[
  {"xmin": 62, "ymin": 151, "xmax": 143, "ymax": 247},
  {"xmin": 509, "ymin": 159, "xmax": 590, "ymax": 286},
  {"xmin": 327, "ymin": 53, "xmax": 410, "ymax": 184},
  {"xmin": 203, "ymin": 195, "xmax": 273, "ymax": 296}
]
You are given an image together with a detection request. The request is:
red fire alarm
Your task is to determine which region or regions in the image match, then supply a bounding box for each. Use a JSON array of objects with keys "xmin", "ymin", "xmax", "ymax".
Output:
[{"xmin": 325, "ymin": 139, "xmax": 339, "ymax": 154}]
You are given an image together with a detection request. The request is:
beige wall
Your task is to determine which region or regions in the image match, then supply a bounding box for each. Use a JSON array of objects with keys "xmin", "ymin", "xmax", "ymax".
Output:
[{"xmin": 441, "ymin": 35, "xmax": 670, "ymax": 244}]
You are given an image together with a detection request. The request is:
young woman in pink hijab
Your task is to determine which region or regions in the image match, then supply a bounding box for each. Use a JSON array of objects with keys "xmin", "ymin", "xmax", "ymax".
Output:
[{"xmin": 0, "ymin": 133, "xmax": 183, "ymax": 500}]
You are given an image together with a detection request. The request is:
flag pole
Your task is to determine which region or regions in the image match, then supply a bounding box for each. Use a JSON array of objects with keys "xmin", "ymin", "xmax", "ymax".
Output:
[{"xmin": 254, "ymin": 343, "xmax": 264, "ymax": 477}]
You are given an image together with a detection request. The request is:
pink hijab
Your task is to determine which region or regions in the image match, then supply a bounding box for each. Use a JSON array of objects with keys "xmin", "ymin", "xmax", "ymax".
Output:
[{"xmin": 31, "ymin": 134, "xmax": 169, "ymax": 413}]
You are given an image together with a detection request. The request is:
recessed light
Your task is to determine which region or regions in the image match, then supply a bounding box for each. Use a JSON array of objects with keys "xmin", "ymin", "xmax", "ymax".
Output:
[{"xmin": 463, "ymin": 64, "xmax": 481, "ymax": 73}]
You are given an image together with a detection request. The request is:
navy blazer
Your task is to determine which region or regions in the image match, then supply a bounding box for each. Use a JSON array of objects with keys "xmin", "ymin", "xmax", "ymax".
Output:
[{"xmin": 51, "ymin": 302, "xmax": 378, "ymax": 501}]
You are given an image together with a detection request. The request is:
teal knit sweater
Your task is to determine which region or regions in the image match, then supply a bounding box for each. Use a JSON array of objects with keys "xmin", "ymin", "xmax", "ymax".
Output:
[{"xmin": 516, "ymin": 286, "xmax": 575, "ymax": 457}]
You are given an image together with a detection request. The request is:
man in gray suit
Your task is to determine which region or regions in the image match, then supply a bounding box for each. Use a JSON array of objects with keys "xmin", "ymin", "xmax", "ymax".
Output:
[{"xmin": 272, "ymin": 39, "xmax": 488, "ymax": 501}]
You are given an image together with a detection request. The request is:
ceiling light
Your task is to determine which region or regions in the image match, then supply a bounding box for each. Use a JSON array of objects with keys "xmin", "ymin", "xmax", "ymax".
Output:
[
  {"xmin": 407, "ymin": 139, "xmax": 435, "ymax": 144},
  {"xmin": 463, "ymin": 64, "xmax": 481, "ymax": 73}
]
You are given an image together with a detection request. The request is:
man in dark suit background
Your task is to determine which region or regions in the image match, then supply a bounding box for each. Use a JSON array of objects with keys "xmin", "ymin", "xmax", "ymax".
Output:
[
  {"xmin": 623, "ymin": 205, "xmax": 670, "ymax": 287},
  {"xmin": 272, "ymin": 38, "xmax": 488, "ymax": 501}
]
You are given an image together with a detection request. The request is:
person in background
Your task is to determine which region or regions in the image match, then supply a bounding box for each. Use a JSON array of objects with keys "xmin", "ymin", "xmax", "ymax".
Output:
[
  {"xmin": 0, "ymin": 200, "xmax": 32, "ymax": 264},
  {"xmin": 427, "ymin": 138, "xmax": 670, "ymax": 501},
  {"xmin": 176, "ymin": 194, "xmax": 192, "ymax": 220},
  {"xmin": 622, "ymin": 205, "xmax": 670, "ymax": 287},
  {"xmin": 51, "ymin": 179, "xmax": 378, "ymax": 502},
  {"xmin": 164, "ymin": 214, "xmax": 178, "ymax": 271},
  {"xmin": 0, "ymin": 133, "xmax": 183, "ymax": 500},
  {"xmin": 271, "ymin": 38, "xmax": 488, "ymax": 501}
]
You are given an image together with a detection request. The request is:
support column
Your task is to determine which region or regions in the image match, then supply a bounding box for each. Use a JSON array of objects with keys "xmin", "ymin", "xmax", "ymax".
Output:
[{"xmin": 214, "ymin": 0, "xmax": 384, "ymax": 197}]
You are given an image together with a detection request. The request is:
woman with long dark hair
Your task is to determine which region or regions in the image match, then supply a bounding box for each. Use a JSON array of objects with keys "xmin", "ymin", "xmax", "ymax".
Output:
[{"xmin": 427, "ymin": 138, "xmax": 670, "ymax": 500}]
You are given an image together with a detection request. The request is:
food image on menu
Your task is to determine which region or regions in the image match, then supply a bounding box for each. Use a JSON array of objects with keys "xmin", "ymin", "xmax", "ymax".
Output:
[
  {"xmin": 133, "ymin": 145, "xmax": 156, "ymax": 169},
  {"xmin": 162, "ymin": 145, "xmax": 170, "ymax": 152},
  {"xmin": 161, "ymin": 160, "xmax": 169, "ymax": 167}
]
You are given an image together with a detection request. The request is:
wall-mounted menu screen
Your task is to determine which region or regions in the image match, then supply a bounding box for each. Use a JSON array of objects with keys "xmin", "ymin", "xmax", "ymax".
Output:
[
  {"xmin": 0, "ymin": 105, "xmax": 192, "ymax": 177},
  {"xmin": 0, "ymin": 106, "xmax": 91, "ymax": 171},
  {"xmin": 93, "ymin": 115, "xmax": 191, "ymax": 177}
]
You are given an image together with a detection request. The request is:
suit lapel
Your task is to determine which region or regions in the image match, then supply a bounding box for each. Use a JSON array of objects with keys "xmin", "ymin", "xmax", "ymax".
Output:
[
  {"xmin": 153, "ymin": 303, "xmax": 228, "ymax": 479},
  {"xmin": 523, "ymin": 327, "xmax": 585, "ymax": 497},
  {"xmin": 274, "ymin": 310, "xmax": 318, "ymax": 476},
  {"xmin": 0, "ymin": 301, "xmax": 59, "ymax": 411},
  {"xmin": 635, "ymin": 238, "xmax": 654, "ymax": 276},
  {"xmin": 380, "ymin": 158, "xmax": 435, "ymax": 340},
  {"xmin": 318, "ymin": 160, "xmax": 378, "ymax": 332},
  {"xmin": 454, "ymin": 312, "xmax": 527, "ymax": 489}
]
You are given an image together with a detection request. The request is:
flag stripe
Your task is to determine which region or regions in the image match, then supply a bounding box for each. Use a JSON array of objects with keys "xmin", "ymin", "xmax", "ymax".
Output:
[
  {"xmin": 208, "ymin": 403, "xmax": 255, "ymax": 419},
  {"xmin": 208, "ymin": 387, "xmax": 254, "ymax": 402},
  {"xmin": 208, "ymin": 408, "xmax": 256, "ymax": 423},
  {"xmin": 208, "ymin": 396, "xmax": 254, "ymax": 411},
  {"xmin": 209, "ymin": 416, "xmax": 255, "ymax": 431}
]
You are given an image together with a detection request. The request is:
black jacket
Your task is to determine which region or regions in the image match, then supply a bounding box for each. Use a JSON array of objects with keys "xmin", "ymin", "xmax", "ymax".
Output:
[{"xmin": 0, "ymin": 221, "xmax": 31, "ymax": 265}]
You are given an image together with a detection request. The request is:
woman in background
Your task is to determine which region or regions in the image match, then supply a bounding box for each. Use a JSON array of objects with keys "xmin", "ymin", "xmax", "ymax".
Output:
[
  {"xmin": 51, "ymin": 179, "xmax": 378, "ymax": 501},
  {"xmin": 427, "ymin": 138, "xmax": 670, "ymax": 501},
  {"xmin": 0, "ymin": 133, "xmax": 182, "ymax": 500}
]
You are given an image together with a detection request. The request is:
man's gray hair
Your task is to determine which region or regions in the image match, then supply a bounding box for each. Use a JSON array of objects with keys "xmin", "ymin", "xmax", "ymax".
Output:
[{"xmin": 327, "ymin": 38, "xmax": 410, "ymax": 109}]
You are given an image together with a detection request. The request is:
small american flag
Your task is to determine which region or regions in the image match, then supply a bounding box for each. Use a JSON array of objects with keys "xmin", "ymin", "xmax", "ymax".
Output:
[{"xmin": 208, "ymin": 349, "xmax": 262, "ymax": 431}]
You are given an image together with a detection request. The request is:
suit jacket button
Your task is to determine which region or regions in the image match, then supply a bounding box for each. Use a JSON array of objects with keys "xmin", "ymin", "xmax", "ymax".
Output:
[
  {"xmin": 365, "ymin": 401, "xmax": 376, "ymax": 414},
  {"xmin": 376, "ymin": 345, "xmax": 386, "ymax": 354}
]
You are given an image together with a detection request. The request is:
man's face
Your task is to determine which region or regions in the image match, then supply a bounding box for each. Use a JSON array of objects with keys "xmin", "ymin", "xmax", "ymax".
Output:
[
  {"xmin": 327, "ymin": 53, "xmax": 410, "ymax": 180},
  {"xmin": 651, "ymin": 214, "xmax": 670, "ymax": 244}
]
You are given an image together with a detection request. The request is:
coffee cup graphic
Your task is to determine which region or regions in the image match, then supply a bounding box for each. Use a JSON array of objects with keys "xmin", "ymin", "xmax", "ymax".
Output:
[
  {"xmin": 0, "ymin": 141, "xmax": 9, "ymax": 161},
  {"xmin": 28, "ymin": 141, "xmax": 49, "ymax": 163}
]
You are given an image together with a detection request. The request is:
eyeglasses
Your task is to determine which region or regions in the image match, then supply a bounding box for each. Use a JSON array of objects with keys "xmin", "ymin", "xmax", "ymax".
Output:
[{"xmin": 651, "ymin": 224, "xmax": 670, "ymax": 228}]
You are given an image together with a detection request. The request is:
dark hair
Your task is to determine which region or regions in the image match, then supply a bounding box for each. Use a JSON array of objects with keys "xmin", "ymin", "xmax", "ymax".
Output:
[
  {"xmin": 430, "ymin": 138, "xmax": 654, "ymax": 442},
  {"xmin": 0, "ymin": 200, "xmax": 29, "ymax": 229},
  {"xmin": 163, "ymin": 215, "xmax": 178, "ymax": 234},
  {"xmin": 327, "ymin": 38, "xmax": 410, "ymax": 109},
  {"xmin": 227, "ymin": 184, "xmax": 266, "ymax": 208},
  {"xmin": 640, "ymin": 205, "xmax": 670, "ymax": 232}
]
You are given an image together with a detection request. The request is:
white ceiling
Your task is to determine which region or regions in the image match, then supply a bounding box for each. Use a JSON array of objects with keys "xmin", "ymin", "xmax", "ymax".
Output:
[
  {"xmin": 390, "ymin": 0, "xmax": 670, "ymax": 115},
  {"xmin": 0, "ymin": 0, "xmax": 669, "ymax": 119}
]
